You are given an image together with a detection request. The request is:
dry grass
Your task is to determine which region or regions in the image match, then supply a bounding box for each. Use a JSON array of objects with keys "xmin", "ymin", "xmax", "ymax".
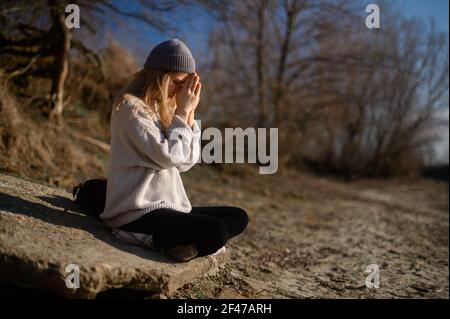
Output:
[{"xmin": 0, "ymin": 84, "xmax": 109, "ymax": 190}]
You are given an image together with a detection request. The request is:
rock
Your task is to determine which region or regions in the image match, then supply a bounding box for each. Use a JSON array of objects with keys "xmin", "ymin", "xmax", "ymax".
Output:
[{"xmin": 0, "ymin": 173, "xmax": 229, "ymax": 298}]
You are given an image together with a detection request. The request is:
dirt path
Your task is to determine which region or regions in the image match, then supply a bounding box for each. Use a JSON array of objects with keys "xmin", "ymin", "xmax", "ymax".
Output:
[{"xmin": 170, "ymin": 167, "xmax": 449, "ymax": 298}]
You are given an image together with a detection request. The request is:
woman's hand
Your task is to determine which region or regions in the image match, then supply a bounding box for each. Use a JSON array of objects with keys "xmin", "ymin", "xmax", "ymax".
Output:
[{"xmin": 175, "ymin": 73, "xmax": 201, "ymax": 123}]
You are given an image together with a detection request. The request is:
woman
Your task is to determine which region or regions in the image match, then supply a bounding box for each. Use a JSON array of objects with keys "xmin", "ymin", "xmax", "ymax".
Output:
[{"xmin": 73, "ymin": 39, "xmax": 248, "ymax": 262}]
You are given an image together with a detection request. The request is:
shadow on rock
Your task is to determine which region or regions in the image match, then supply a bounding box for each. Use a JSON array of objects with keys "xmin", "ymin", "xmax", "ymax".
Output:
[{"xmin": 0, "ymin": 192, "xmax": 176, "ymax": 264}]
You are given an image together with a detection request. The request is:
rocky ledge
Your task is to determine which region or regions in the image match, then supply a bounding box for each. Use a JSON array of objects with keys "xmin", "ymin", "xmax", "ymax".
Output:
[{"xmin": 0, "ymin": 173, "xmax": 228, "ymax": 298}]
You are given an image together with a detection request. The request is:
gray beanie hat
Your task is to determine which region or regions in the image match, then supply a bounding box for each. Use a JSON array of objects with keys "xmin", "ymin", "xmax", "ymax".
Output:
[{"xmin": 143, "ymin": 38, "xmax": 196, "ymax": 73}]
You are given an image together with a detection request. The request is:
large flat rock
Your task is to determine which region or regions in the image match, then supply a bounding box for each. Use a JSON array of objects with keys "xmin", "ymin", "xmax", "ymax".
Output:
[{"xmin": 0, "ymin": 173, "xmax": 229, "ymax": 298}]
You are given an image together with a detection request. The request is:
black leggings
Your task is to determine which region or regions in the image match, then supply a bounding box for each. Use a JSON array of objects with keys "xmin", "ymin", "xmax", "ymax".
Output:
[
  {"xmin": 72, "ymin": 179, "xmax": 249, "ymax": 257},
  {"xmin": 119, "ymin": 206, "xmax": 249, "ymax": 257}
]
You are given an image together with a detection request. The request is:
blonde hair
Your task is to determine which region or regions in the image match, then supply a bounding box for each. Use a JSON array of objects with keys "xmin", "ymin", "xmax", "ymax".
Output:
[{"xmin": 113, "ymin": 68, "xmax": 176, "ymax": 130}]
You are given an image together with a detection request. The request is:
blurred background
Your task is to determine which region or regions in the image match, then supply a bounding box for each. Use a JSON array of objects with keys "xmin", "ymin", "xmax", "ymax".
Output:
[{"xmin": 0, "ymin": 0, "xmax": 448, "ymax": 187}]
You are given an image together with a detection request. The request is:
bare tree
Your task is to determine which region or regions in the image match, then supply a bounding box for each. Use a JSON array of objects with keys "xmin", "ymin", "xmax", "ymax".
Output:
[
  {"xmin": 202, "ymin": 0, "xmax": 448, "ymax": 176},
  {"xmin": 302, "ymin": 14, "xmax": 449, "ymax": 177},
  {"xmin": 0, "ymin": 0, "xmax": 190, "ymax": 125},
  {"xmin": 48, "ymin": 0, "xmax": 71, "ymax": 124},
  {"xmin": 201, "ymin": 0, "xmax": 355, "ymax": 165}
]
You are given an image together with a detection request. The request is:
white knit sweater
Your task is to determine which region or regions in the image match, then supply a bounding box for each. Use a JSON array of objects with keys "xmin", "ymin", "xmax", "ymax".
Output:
[{"xmin": 100, "ymin": 95, "xmax": 201, "ymax": 228}]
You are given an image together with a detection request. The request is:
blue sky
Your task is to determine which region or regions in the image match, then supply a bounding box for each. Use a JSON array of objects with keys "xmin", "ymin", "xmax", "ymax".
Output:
[
  {"xmin": 110, "ymin": 4, "xmax": 211, "ymax": 65},
  {"xmin": 394, "ymin": 0, "xmax": 449, "ymax": 164},
  {"xmin": 399, "ymin": 0, "xmax": 449, "ymax": 163},
  {"xmin": 400, "ymin": 0, "xmax": 449, "ymax": 33},
  {"xmin": 110, "ymin": 0, "xmax": 449, "ymax": 65}
]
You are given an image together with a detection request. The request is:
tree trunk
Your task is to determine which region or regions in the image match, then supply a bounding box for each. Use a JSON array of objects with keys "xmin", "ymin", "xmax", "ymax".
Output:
[
  {"xmin": 256, "ymin": 0, "xmax": 268, "ymax": 128},
  {"xmin": 273, "ymin": 2, "xmax": 297, "ymax": 127},
  {"xmin": 48, "ymin": 0, "xmax": 71, "ymax": 126}
]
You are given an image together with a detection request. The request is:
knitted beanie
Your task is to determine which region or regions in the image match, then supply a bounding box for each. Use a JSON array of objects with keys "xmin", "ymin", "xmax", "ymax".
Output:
[{"xmin": 143, "ymin": 38, "xmax": 196, "ymax": 73}]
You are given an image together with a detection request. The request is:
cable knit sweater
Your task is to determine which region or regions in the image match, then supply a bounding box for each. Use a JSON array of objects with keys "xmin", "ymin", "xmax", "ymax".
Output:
[{"xmin": 100, "ymin": 94, "xmax": 201, "ymax": 229}]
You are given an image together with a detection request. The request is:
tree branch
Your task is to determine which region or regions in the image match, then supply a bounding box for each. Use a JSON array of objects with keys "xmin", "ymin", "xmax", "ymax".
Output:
[{"xmin": 71, "ymin": 38, "xmax": 106, "ymax": 81}]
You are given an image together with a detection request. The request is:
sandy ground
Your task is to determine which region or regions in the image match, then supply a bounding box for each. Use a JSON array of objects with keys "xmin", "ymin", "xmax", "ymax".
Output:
[
  {"xmin": 0, "ymin": 164, "xmax": 447, "ymax": 299},
  {"xmin": 167, "ymin": 166, "xmax": 449, "ymax": 299}
]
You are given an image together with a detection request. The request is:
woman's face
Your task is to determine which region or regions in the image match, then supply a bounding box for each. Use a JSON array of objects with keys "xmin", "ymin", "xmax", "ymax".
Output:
[{"xmin": 168, "ymin": 72, "xmax": 189, "ymax": 99}]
